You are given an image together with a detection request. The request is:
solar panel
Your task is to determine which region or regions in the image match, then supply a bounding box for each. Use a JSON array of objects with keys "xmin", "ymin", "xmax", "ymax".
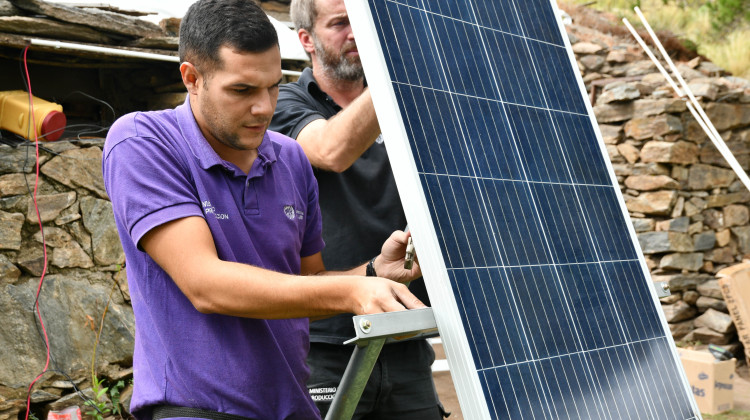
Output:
[{"xmin": 343, "ymin": 0, "xmax": 702, "ymax": 418}]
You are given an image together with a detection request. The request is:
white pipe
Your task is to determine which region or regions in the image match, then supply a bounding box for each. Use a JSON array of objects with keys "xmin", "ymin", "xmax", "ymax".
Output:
[
  {"xmin": 28, "ymin": 38, "xmax": 303, "ymax": 77},
  {"xmin": 623, "ymin": 11, "xmax": 750, "ymax": 194}
]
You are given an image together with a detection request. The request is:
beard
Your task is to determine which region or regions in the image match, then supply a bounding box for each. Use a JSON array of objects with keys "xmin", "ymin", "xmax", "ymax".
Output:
[{"xmin": 313, "ymin": 35, "xmax": 364, "ymax": 82}]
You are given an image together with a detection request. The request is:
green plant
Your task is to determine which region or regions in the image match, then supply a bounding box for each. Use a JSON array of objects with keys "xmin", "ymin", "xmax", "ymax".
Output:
[
  {"xmin": 84, "ymin": 374, "xmax": 111, "ymax": 420},
  {"xmin": 109, "ymin": 380, "xmax": 126, "ymax": 416}
]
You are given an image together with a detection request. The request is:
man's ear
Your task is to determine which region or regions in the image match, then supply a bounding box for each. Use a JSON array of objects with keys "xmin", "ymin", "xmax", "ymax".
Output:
[
  {"xmin": 180, "ymin": 62, "xmax": 201, "ymax": 94},
  {"xmin": 298, "ymin": 29, "xmax": 316, "ymax": 55}
]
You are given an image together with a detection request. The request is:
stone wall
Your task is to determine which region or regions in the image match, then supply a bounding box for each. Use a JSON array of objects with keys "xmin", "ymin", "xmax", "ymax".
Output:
[
  {"xmin": 0, "ymin": 140, "xmax": 133, "ymax": 420},
  {"xmin": 566, "ymin": 16, "xmax": 750, "ymax": 357}
]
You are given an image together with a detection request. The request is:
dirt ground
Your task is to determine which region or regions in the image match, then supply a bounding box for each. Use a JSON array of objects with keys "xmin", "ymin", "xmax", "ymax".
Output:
[{"xmin": 432, "ymin": 344, "xmax": 750, "ymax": 419}]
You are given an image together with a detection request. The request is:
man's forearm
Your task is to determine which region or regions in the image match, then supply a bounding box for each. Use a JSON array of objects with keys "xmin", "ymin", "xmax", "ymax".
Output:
[{"xmin": 297, "ymin": 89, "xmax": 380, "ymax": 172}]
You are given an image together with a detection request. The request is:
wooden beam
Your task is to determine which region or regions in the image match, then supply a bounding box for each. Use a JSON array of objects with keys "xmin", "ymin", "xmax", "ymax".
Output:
[
  {"xmin": 0, "ymin": 16, "xmax": 113, "ymax": 44},
  {"xmin": 9, "ymin": 0, "xmax": 163, "ymax": 38}
]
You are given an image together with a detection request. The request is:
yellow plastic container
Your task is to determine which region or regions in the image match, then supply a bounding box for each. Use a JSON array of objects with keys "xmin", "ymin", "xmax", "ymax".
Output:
[{"xmin": 0, "ymin": 90, "xmax": 66, "ymax": 141}]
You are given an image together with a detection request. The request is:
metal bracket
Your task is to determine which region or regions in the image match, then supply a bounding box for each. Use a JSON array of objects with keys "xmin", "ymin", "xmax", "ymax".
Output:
[
  {"xmin": 325, "ymin": 308, "xmax": 438, "ymax": 420},
  {"xmin": 653, "ymin": 280, "xmax": 671, "ymax": 298}
]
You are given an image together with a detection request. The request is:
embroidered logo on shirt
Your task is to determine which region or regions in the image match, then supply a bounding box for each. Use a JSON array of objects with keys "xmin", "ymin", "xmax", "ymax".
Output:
[
  {"xmin": 284, "ymin": 205, "xmax": 295, "ymax": 220},
  {"xmin": 284, "ymin": 205, "xmax": 304, "ymax": 220},
  {"xmin": 309, "ymin": 386, "xmax": 337, "ymax": 402},
  {"xmin": 202, "ymin": 200, "xmax": 229, "ymax": 220}
]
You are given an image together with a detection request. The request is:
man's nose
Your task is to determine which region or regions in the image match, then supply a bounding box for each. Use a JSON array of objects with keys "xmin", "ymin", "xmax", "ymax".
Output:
[{"xmin": 252, "ymin": 90, "xmax": 274, "ymax": 117}]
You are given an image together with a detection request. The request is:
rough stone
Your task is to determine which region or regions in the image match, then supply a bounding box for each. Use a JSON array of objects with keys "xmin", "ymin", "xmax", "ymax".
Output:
[
  {"xmin": 630, "ymin": 218, "xmax": 655, "ymax": 232},
  {"xmin": 702, "ymin": 208, "xmax": 724, "ymax": 230},
  {"xmin": 683, "ymin": 290, "xmax": 700, "ymax": 305},
  {"xmin": 594, "ymin": 102, "xmax": 635, "ymax": 123},
  {"xmin": 685, "ymin": 327, "xmax": 733, "ymax": 345},
  {"xmin": 662, "ymin": 300, "xmax": 697, "ymax": 323},
  {"xmin": 0, "ymin": 274, "xmax": 134, "ymax": 385},
  {"xmin": 731, "ymin": 225, "xmax": 750, "ymax": 255},
  {"xmin": 597, "ymin": 81, "xmax": 640, "ymax": 104},
  {"xmin": 32, "ymin": 227, "xmax": 93, "ymax": 269},
  {"xmin": 624, "ymin": 114, "xmax": 682, "ymax": 140},
  {"xmin": 607, "ymin": 144, "xmax": 623, "ymax": 162},
  {"xmin": 80, "ymin": 197, "xmax": 125, "ymax": 266},
  {"xmin": 625, "ymin": 60, "xmax": 657, "ymax": 76},
  {"xmin": 0, "ymin": 254, "xmax": 21, "ymax": 284},
  {"xmin": 661, "ymin": 291, "xmax": 682, "ymax": 304},
  {"xmin": 687, "ymin": 221, "xmax": 703, "ymax": 235},
  {"xmin": 655, "ymin": 217, "xmax": 690, "ymax": 232},
  {"xmin": 653, "ymin": 273, "xmax": 713, "ymax": 292},
  {"xmin": 625, "ymin": 190, "xmax": 676, "ymax": 215},
  {"xmin": 659, "ymin": 252, "xmax": 703, "ymax": 271},
  {"xmin": 599, "ymin": 124, "xmax": 622, "ymax": 144},
  {"xmin": 693, "ymin": 231, "xmax": 716, "ymax": 251},
  {"xmin": 640, "ymin": 141, "xmax": 699, "ymax": 165},
  {"xmin": 705, "ymin": 102, "xmax": 750, "ymax": 131},
  {"xmin": 15, "ymin": 243, "xmax": 44, "ymax": 276},
  {"xmin": 0, "ymin": 145, "xmax": 40, "ymax": 174},
  {"xmin": 706, "ymin": 191, "xmax": 750, "ymax": 208},
  {"xmin": 638, "ymin": 231, "xmax": 693, "ymax": 254},
  {"xmin": 672, "ymin": 196, "xmax": 685, "ymax": 218},
  {"xmin": 669, "ymin": 320, "xmax": 694, "ymax": 340},
  {"xmin": 0, "ymin": 211, "xmax": 24, "ymax": 250},
  {"xmin": 26, "ymin": 191, "xmax": 77, "ymax": 224},
  {"xmin": 685, "ymin": 197, "xmax": 707, "ymax": 218},
  {"xmin": 688, "ymin": 164, "xmax": 736, "ymax": 190},
  {"xmin": 631, "ymin": 162, "xmax": 670, "ymax": 176},
  {"xmin": 572, "ymin": 41, "xmax": 603, "ymax": 54},
  {"xmin": 697, "ymin": 279, "xmax": 724, "ymax": 299},
  {"xmin": 624, "ymin": 174, "xmax": 679, "ymax": 191},
  {"xmin": 40, "ymin": 147, "xmax": 107, "ymax": 199},
  {"xmin": 716, "ymin": 229, "xmax": 731, "ymax": 247},
  {"xmin": 580, "ymin": 54, "xmax": 605, "ymax": 71},
  {"xmin": 617, "ymin": 143, "xmax": 639, "ymax": 163},
  {"xmin": 0, "ymin": 173, "xmax": 31, "ymax": 197},
  {"xmin": 688, "ymin": 81, "xmax": 719, "ymax": 101},
  {"xmin": 694, "ymin": 308, "xmax": 735, "ymax": 333},
  {"xmin": 704, "ymin": 246, "xmax": 736, "ymax": 263},
  {"xmin": 724, "ymin": 204, "xmax": 749, "ymax": 227},
  {"xmin": 696, "ymin": 296, "xmax": 728, "ymax": 313}
]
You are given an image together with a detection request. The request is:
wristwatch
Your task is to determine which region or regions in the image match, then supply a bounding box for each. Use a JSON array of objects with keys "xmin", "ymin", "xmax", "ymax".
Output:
[{"xmin": 366, "ymin": 257, "xmax": 377, "ymax": 277}]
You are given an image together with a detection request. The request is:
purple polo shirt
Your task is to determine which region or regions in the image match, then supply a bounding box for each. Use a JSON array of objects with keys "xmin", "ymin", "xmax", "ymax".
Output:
[{"xmin": 102, "ymin": 98, "xmax": 324, "ymax": 420}]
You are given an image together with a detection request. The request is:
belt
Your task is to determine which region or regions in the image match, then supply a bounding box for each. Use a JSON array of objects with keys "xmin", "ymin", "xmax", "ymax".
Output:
[{"xmin": 152, "ymin": 405, "xmax": 257, "ymax": 420}]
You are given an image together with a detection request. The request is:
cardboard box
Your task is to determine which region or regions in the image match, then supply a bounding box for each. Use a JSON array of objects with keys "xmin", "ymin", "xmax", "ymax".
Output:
[
  {"xmin": 717, "ymin": 262, "xmax": 750, "ymax": 365},
  {"xmin": 678, "ymin": 348, "xmax": 735, "ymax": 414}
]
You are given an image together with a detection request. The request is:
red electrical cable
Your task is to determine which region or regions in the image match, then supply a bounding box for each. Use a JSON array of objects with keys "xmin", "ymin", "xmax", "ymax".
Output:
[{"xmin": 22, "ymin": 44, "xmax": 51, "ymax": 420}]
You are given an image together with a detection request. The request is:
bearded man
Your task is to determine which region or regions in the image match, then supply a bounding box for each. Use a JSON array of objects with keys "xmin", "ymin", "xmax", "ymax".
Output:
[{"xmin": 269, "ymin": 0, "xmax": 446, "ymax": 418}]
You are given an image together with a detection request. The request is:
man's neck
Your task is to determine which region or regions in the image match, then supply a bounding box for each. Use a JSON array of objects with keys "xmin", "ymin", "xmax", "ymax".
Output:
[{"xmin": 311, "ymin": 66, "xmax": 365, "ymax": 109}]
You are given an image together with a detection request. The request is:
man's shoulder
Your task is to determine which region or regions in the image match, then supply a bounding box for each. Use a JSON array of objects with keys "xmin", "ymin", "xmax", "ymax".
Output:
[{"xmin": 104, "ymin": 109, "xmax": 179, "ymax": 155}]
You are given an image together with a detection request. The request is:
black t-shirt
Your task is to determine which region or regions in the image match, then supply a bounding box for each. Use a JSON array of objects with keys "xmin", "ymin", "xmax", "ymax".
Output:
[{"xmin": 270, "ymin": 68, "xmax": 429, "ymax": 343}]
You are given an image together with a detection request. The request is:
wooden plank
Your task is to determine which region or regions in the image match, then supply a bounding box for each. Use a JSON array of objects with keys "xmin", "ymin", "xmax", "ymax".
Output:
[
  {"xmin": 9, "ymin": 0, "xmax": 163, "ymax": 38},
  {"xmin": 0, "ymin": 33, "xmax": 177, "ymax": 66},
  {"xmin": 127, "ymin": 36, "xmax": 178, "ymax": 50},
  {"xmin": 0, "ymin": 16, "xmax": 113, "ymax": 43}
]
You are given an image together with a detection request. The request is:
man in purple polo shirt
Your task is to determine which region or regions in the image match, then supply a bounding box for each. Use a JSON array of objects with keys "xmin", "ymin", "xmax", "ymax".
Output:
[{"xmin": 101, "ymin": 1, "xmax": 423, "ymax": 419}]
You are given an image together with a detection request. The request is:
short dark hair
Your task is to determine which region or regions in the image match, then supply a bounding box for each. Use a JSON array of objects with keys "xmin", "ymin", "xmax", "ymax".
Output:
[{"xmin": 179, "ymin": 0, "xmax": 279, "ymax": 73}]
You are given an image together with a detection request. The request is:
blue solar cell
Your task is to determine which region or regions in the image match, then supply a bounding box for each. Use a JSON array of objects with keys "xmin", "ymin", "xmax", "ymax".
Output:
[{"xmin": 355, "ymin": 0, "xmax": 699, "ymax": 417}]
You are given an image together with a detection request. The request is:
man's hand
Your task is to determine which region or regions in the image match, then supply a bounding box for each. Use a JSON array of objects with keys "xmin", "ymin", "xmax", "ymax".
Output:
[
  {"xmin": 374, "ymin": 230, "xmax": 421, "ymax": 283},
  {"xmin": 349, "ymin": 277, "xmax": 425, "ymax": 315}
]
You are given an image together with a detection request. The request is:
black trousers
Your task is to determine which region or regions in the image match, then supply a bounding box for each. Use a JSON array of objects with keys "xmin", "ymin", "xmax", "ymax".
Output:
[{"xmin": 306, "ymin": 340, "xmax": 448, "ymax": 419}]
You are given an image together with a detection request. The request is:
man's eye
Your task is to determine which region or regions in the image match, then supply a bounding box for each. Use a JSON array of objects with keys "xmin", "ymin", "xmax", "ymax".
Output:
[{"xmin": 233, "ymin": 89, "xmax": 248, "ymax": 94}]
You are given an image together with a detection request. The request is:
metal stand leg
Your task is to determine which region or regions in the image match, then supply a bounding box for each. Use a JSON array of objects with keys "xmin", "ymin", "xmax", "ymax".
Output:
[
  {"xmin": 324, "ymin": 308, "xmax": 438, "ymax": 420},
  {"xmin": 324, "ymin": 338, "xmax": 385, "ymax": 420}
]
